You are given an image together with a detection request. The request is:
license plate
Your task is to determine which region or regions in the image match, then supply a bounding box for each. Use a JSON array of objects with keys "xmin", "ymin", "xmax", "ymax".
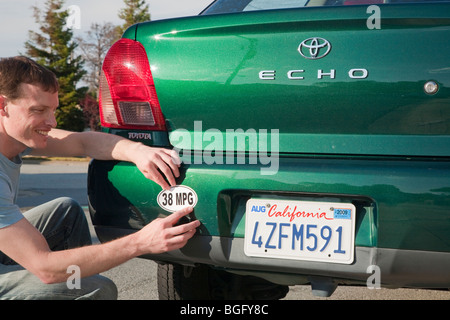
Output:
[{"xmin": 244, "ymin": 199, "xmax": 355, "ymax": 264}]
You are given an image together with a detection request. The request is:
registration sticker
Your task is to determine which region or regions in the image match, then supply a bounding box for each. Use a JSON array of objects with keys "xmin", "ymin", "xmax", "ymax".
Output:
[
  {"xmin": 333, "ymin": 208, "xmax": 352, "ymax": 220},
  {"xmin": 244, "ymin": 199, "xmax": 355, "ymax": 264}
]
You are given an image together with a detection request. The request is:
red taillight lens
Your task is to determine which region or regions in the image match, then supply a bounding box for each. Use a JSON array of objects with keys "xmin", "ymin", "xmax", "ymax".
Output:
[{"xmin": 99, "ymin": 38, "xmax": 166, "ymax": 131}]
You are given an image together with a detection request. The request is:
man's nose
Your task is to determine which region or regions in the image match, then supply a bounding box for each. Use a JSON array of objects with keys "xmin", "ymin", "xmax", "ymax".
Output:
[{"xmin": 47, "ymin": 112, "xmax": 57, "ymax": 128}]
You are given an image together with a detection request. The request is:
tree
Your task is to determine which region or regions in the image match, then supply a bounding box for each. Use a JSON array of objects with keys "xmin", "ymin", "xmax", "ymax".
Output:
[
  {"xmin": 76, "ymin": 22, "xmax": 120, "ymax": 131},
  {"xmin": 80, "ymin": 93, "xmax": 100, "ymax": 131},
  {"xmin": 117, "ymin": 0, "xmax": 151, "ymax": 36},
  {"xmin": 76, "ymin": 22, "xmax": 119, "ymax": 95},
  {"xmin": 25, "ymin": 0, "xmax": 87, "ymax": 132}
]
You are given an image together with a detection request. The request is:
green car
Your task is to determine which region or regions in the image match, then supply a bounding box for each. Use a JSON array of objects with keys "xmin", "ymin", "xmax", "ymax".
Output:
[{"xmin": 88, "ymin": 0, "xmax": 450, "ymax": 299}]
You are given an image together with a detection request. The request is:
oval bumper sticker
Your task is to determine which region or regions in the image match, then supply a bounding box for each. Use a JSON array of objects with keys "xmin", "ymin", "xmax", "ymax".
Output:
[{"xmin": 157, "ymin": 185, "xmax": 198, "ymax": 212}]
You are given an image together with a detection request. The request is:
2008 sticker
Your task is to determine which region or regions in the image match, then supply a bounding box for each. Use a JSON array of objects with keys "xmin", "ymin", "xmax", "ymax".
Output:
[{"xmin": 157, "ymin": 185, "xmax": 198, "ymax": 212}]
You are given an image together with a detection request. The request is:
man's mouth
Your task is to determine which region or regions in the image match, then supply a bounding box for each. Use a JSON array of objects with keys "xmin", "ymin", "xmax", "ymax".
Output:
[{"xmin": 36, "ymin": 130, "xmax": 49, "ymax": 136}]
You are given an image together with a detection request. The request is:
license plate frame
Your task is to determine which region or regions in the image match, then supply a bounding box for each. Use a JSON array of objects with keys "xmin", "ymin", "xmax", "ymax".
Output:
[{"xmin": 244, "ymin": 198, "xmax": 356, "ymax": 264}]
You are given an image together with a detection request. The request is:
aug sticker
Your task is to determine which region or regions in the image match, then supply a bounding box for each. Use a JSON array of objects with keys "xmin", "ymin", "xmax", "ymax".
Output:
[{"xmin": 157, "ymin": 185, "xmax": 198, "ymax": 212}]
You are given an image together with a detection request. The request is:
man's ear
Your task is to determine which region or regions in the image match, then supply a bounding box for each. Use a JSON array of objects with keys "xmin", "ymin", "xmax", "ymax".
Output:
[{"xmin": 0, "ymin": 96, "xmax": 7, "ymax": 115}]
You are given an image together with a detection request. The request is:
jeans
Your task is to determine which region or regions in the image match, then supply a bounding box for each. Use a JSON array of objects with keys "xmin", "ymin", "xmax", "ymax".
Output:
[{"xmin": 0, "ymin": 197, "xmax": 118, "ymax": 300}]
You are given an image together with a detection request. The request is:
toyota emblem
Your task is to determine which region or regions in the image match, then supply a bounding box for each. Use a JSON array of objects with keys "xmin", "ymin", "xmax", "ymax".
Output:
[{"xmin": 298, "ymin": 37, "xmax": 332, "ymax": 60}]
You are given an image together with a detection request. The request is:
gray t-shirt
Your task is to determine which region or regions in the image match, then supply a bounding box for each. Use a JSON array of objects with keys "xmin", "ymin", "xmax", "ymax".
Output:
[{"xmin": 0, "ymin": 149, "xmax": 31, "ymax": 229}]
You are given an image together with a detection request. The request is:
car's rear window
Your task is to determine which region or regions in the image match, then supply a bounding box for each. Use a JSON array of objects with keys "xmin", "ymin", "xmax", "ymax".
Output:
[{"xmin": 202, "ymin": 0, "xmax": 450, "ymax": 15}]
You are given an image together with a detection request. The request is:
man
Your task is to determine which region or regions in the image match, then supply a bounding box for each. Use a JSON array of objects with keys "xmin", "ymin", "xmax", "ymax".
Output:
[{"xmin": 0, "ymin": 56, "xmax": 200, "ymax": 299}]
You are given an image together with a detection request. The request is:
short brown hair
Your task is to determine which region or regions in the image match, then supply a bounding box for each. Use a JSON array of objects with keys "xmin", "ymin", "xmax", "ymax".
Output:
[{"xmin": 0, "ymin": 56, "xmax": 59, "ymax": 100}]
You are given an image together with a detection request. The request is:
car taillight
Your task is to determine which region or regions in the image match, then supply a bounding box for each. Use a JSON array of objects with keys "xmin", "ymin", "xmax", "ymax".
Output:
[{"xmin": 99, "ymin": 38, "xmax": 166, "ymax": 131}]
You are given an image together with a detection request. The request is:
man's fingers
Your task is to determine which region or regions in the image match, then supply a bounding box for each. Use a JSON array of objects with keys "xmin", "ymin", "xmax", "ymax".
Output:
[
  {"xmin": 137, "ymin": 148, "xmax": 182, "ymax": 190},
  {"xmin": 138, "ymin": 207, "xmax": 198, "ymax": 254},
  {"xmin": 162, "ymin": 207, "xmax": 199, "ymax": 251},
  {"xmin": 141, "ymin": 165, "xmax": 171, "ymax": 190},
  {"xmin": 166, "ymin": 228, "xmax": 197, "ymax": 251},
  {"xmin": 153, "ymin": 149, "xmax": 180, "ymax": 179},
  {"xmin": 151, "ymin": 150, "xmax": 181, "ymax": 189},
  {"xmin": 169, "ymin": 220, "xmax": 200, "ymax": 237},
  {"xmin": 155, "ymin": 158, "xmax": 178, "ymax": 187},
  {"xmin": 164, "ymin": 206, "xmax": 194, "ymax": 226},
  {"xmin": 164, "ymin": 148, "xmax": 182, "ymax": 167},
  {"xmin": 160, "ymin": 151, "xmax": 181, "ymax": 187}
]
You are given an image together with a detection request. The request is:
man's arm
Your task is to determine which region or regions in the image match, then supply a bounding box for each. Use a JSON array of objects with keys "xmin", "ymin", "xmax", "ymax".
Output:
[
  {"xmin": 31, "ymin": 129, "xmax": 180, "ymax": 190},
  {"xmin": 0, "ymin": 207, "xmax": 199, "ymax": 284},
  {"xmin": 15, "ymin": 128, "xmax": 199, "ymax": 283}
]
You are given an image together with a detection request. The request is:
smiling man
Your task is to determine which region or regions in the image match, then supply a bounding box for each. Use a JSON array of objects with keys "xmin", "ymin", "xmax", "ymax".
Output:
[{"xmin": 0, "ymin": 56, "xmax": 200, "ymax": 300}]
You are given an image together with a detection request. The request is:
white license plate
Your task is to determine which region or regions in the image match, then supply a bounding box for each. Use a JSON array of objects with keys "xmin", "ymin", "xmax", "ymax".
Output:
[{"xmin": 244, "ymin": 199, "xmax": 355, "ymax": 264}]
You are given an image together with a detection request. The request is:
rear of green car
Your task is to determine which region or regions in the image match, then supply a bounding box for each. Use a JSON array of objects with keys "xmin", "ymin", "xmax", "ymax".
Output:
[{"xmin": 88, "ymin": 0, "xmax": 450, "ymax": 299}]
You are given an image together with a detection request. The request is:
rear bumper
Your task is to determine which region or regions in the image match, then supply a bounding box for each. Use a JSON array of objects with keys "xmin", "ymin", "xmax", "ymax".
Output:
[{"xmin": 95, "ymin": 226, "xmax": 450, "ymax": 289}]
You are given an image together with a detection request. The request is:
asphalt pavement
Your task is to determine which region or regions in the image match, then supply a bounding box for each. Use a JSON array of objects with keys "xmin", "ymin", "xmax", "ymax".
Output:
[{"xmin": 17, "ymin": 159, "xmax": 450, "ymax": 300}]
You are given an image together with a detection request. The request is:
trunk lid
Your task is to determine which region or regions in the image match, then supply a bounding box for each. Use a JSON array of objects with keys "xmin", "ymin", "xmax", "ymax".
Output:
[{"xmin": 133, "ymin": 3, "xmax": 450, "ymax": 156}]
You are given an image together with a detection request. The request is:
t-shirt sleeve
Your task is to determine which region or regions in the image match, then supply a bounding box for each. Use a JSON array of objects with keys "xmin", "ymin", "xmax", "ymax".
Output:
[{"xmin": 0, "ymin": 174, "xmax": 24, "ymax": 229}]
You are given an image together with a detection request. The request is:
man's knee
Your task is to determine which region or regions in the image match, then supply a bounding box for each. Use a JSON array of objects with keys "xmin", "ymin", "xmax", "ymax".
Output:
[
  {"xmin": 53, "ymin": 197, "xmax": 84, "ymax": 216},
  {"xmin": 76, "ymin": 275, "xmax": 118, "ymax": 300}
]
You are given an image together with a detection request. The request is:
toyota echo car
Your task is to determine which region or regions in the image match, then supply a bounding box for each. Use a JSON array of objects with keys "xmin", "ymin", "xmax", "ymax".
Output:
[{"xmin": 88, "ymin": 0, "xmax": 450, "ymax": 299}]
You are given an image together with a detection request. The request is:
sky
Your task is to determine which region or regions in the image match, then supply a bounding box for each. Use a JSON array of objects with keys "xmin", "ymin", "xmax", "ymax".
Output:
[{"xmin": 0, "ymin": 0, "xmax": 213, "ymax": 58}]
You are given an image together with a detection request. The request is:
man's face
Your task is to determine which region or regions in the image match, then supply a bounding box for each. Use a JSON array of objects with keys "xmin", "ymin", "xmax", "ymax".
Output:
[{"xmin": 0, "ymin": 83, "xmax": 58, "ymax": 155}]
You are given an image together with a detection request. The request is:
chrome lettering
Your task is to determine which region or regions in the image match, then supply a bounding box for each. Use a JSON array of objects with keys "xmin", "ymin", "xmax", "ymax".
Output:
[
  {"xmin": 259, "ymin": 70, "xmax": 276, "ymax": 80},
  {"xmin": 317, "ymin": 69, "xmax": 336, "ymax": 79},
  {"xmin": 259, "ymin": 68, "xmax": 369, "ymax": 80},
  {"xmin": 287, "ymin": 70, "xmax": 304, "ymax": 80},
  {"xmin": 128, "ymin": 132, "xmax": 152, "ymax": 140},
  {"xmin": 348, "ymin": 68, "xmax": 369, "ymax": 79}
]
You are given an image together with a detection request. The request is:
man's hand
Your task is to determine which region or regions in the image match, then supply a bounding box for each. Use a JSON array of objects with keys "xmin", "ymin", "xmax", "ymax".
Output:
[
  {"xmin": 133, "ymin": 146, "xmax": 181, "ymax": 190},
  {"xmin": 133, "ymin": 206, "xmax": 200, "ymax": 255}
]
